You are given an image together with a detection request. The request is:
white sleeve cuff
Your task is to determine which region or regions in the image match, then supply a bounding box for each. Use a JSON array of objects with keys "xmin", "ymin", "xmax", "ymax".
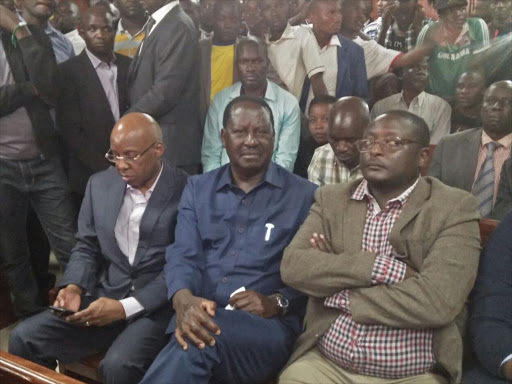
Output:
[
  {"xmin": 501, "ymin": 354, "xmax": 512, "ymax": 367},
  {"xmin": 119, "ymin": 297, "xmax": 144, "ymax": 319}
]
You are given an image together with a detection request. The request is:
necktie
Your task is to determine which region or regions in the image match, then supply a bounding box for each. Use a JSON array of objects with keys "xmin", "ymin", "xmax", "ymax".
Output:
[
  {"xmin": 135, "ymin": 17, "xmax": 156, "ymax": 57},
  {"xmin": 473, "ymin": 142, "xmax": 499, "ymax": 217}
]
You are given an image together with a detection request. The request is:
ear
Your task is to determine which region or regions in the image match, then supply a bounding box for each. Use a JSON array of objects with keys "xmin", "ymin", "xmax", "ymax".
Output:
[
  {"xmin": 418, "ymin": 146, "xmax": 431, "ymax": 173},
  {"xmin": 154, "ymin": 142, "xmax": 165, "ymax": 158},
  {"xmin": 220, "ymin": 129, "xmax": 227, "ymax": 149}
]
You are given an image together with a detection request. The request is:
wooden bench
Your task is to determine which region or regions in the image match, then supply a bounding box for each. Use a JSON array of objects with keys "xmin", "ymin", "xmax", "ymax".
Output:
[{"xmin": 0, "ymin": 350, "xmax": 85, "ymax": 384}]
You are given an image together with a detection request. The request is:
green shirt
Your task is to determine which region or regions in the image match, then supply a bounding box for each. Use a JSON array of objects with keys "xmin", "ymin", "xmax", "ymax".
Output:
[{"xmin": 417, "ymin": 18, "xmax": 490, "ymax": 99}]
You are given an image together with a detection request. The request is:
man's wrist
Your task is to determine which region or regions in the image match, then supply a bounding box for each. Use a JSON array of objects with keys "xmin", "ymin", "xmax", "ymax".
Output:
[
  {"xmin": 172, "ymin": 289, "xmax": 193, "ymax": 311},
  {"xmin": 66, "ymin": 284, "xmax": 82, "ymax": 296},
  {"xmin": 270, "ymin": 293, "xmax": 289, "ymax": 316}
]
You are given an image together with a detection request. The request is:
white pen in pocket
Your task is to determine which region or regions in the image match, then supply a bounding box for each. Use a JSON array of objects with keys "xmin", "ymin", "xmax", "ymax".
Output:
[{"xmin": 264, "ymin": 223, "xmax": 274, "ymax": 241}]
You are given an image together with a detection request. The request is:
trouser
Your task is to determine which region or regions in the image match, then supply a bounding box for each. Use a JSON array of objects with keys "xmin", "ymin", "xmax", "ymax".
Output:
[
  {"xmin": 279, "ymin": 349, "xmax": 449, "ymax": 384},
  {"xmin": 8, "ymin": 298, "xmax": 172, "ymax": 384},
  {"xmin": 141, "ymin": 308, "xmax": 297, "ymax": 384},
  {"xmin": 0, "ymin": 155, "xmax": 76, "ymax": 318}
]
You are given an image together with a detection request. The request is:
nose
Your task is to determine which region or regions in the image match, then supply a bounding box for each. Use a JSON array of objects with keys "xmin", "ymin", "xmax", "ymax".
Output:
[
  {"xmin": 369, "ymin": 141, "xmax": 384, "ymax": 156},
  {"xmin": 115, "ymin": 158, "xmax": 130, "ymax": 171},
  {"xmin": 243, "ymin": 133, "xmax": 258, "ymax": 146}
]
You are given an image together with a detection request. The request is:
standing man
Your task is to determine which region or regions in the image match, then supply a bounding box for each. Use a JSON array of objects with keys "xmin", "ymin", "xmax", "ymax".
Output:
[
  {"xmin": 51, "ymin": 0, "xmax": 85, "ymax": 55},
  {"xmin": 127, "ymin": 0, "xmax": 201, "ymax": 175},
  {"xmin": 451, "ymin": 68, "xmax": 486, "ymax": 132},
  {"xmin": 58, "ymin": 6, "xmax": 131, "ymax": 210},
  {"xmin": 280, "ymin": 111, "xmax": 481, "ymax": 384},
  {"xmin": 371, "ymin": 61, "xmax": 451, "ymax": 144},
  {"xmin": 202, "ymin": 37, "xmax": 301, "ymax": 172},
  {"xmin": 9, "ymin": 113, "xmax": 188, "ymax": 384},
  {"xmin": 428, "ymin": 81, "xmax": 512, "ymax": 218},
  {"xmin": 114, "ymin": 0, "xmax": 149, "ymax": 58},
  {"xmin": 0, "ymin": 3, "xmax": 76, "ymax": 317},
  {"xmin": 308, "ymin": 97, "xmax": 368, "ymax": 186},
  {"xmin": 141, "ymin": 96, "xmax": 317, "ymax": 384}
]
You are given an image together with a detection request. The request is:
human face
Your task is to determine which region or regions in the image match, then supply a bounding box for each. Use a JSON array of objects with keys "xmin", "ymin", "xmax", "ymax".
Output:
[
  {"xmin": 109, "ymin": 132, "xmax": 163, "ymax": 190},
  {"xmin": 308, "ymin": 103, "xmax": 332, "ymax": 144},
  {"xmin": 115, "ymin": 0, "xmax": 145, "ymax": 19},
  {"xmin": 310, "ymin": 0, "xmax": 342, "ymax": 37},
  {"xmin": 360, "ymin": 115, "xmax": 426, "ymax": 189},
  {"xmin": 200, "ymin": 0, "xmax": 216, "ymax": 30},
  {"xmin": 243, "ymin": 0, "xmax": 266, "ymax": 36},
  {"xmin": 212, "ymin": 3, "xmax": 240, "ymax": 44},
  {"xmin": 79, "ymin": 14, "xmax": 115, "ymax": 57},
  {"xmin": 53, "ymin": 1, "xmax": 79, "ymax": 33},
  {"xmin": 440, "ymin": 4, "xmax": 467, "ymax": 29},
  {"xmin": 481, "ymin": 84, "xmax": 512, "ymax": 139},
  {"xmin": 490, "ymin": 0, "xmax": 512, "ymax": 28},
  {"xmin": 395, "ymin": 0, "xmax": 417, "ymax": 31},
  {"xmin": 377, "ymin": 0, "xmax": 395, "ymax": 17},
  {"xmin": 455, "ymin": 71, "xmax": 486, "ymax": 108},
  {"xmin": 402, "ymin": 62, "xmax": 429, "ymax": 92},
  {"xmin": 138, "ymin": 0, "xmax": 166, "ymax": 15},
  {"xmin": 341, "ymin": 1, "xmax": 368, "ymax": 34},
  {"xmin": 221, "ymin": 103, "xmax": 275, "ymax": 173},
  {"xmin": 262, "ymin": 0, "xmax": 290, "ymax": 36},
  {"xmin": 328, "ymin": 110, "xmax": 365, "ymax": 169},
  {"xmin": 18, "ymin": 0, "xmax": 56, "ymax": 22},
  {"xmin": 237, "ymin": 44, "xmax": 268, "ymax": 91}
]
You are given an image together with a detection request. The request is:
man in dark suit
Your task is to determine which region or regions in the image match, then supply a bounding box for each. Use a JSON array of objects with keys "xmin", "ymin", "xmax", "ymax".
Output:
[
  {"xmin": 58, "ymin": 5, "xmax": 131, "ymax": 210},
  {"xmin": 9, "ymin": 113, "xmax": 188, "ymax": 384},
  {"xmin": 127, "ymin": 0, "xmax": 202, "ymax": 174},
  {"xmin": 428, "ymin": 81, "xmax": 512, "ymax": 218}
]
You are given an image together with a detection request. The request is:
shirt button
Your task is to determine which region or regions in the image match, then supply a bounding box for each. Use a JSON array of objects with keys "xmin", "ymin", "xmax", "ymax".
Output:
[
  {"xmin": 230, "ymin": 250, "xmax": 236, "ymax": 256},
  {"xmin": 238, "ymin": 228, "xmax": 244, "ymax": 233},
  {"xmin": 241, "ymin": 199, "xmax": 247, "ymax": 205},
  {"xmin": 222, "ymin": 277, "xmax": 227, "ymax": 283}
]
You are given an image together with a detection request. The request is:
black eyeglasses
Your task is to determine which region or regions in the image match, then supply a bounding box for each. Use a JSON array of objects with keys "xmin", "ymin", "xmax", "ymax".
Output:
[
  {"xmin": 105, "ymin": 142, "xmax": 158, "ymax": 163},
  {"xmin": 356, "ymin": 137, "xmax": 420, "ymax": 153}
]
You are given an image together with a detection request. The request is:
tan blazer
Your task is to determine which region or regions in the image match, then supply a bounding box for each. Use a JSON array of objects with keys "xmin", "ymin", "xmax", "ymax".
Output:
[{"xmin": 282, "ymin": 177, "xmax": 481, "ymax": 384}]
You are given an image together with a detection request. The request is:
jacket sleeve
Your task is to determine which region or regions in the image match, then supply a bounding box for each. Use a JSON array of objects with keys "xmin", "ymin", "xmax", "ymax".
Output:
[
  {"xmin": 0, "ymin": 33, "xmax": 58, "ymax": 116},
  {"xmin": 281, "ymin": 188, "xmax": 378, "ymax": 297},
  {"xmin": 469, "ymin": 213, "xmax": 512, "ymax": 378},
  {"xmin": 348, "ymin": 194, "xmax": 481, "ymax": 328}
]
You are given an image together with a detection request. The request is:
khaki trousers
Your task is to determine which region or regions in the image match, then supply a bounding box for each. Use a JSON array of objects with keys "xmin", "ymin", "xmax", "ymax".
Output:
[{"xmin": 279, "ymin": 349, "xmax": 449, "ymax": 384}]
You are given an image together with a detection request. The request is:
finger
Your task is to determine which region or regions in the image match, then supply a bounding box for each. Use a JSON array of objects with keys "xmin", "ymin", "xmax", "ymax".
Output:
[
  {"xmin": 228, "ymin": 291, "xmax": 250, "ymax": 305},
  {"xmin": 201, "ymin": 300, "xmax": 217, "ymax": 317},
  {"xmin": 67, "ymin": 306, "xmax": 92, "ymax": 323},
  {"xmin": 200, "ymin": 315, "xmax": 221, "ymax": 336},
  {"xmin": 175, "ymin": 329, "xmax": 188, "ymax": 350},
  {"xmin": 309, "ymin": 237, "xmax": 318, "ymax": 249},
  {"xmin": 319, "ymin": 234, "xmax": 334, "ymax": 253},
  {"xmin": 231, "ymin": 296, "xmax": 254, "ymax": 310},
  {"xmin": 182, "ymin": 323, "xmax": 209, "ymax": 349},
  {"xmin": 313, "ymin": 233, "xmax": 327, "ymax": 252}
]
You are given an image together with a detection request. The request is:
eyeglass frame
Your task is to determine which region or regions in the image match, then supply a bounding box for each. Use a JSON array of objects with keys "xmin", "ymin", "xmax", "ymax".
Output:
[
  {"xmin": 105, "ymin": 141, "xmax": 160, "ymax": 163},
  {"xmin": 356, "ymin": 137, "xmax": 421, "ymax": 153}
]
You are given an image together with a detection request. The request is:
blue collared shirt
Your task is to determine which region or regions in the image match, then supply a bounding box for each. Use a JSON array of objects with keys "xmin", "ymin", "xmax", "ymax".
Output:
[
  {"xmin": 201, "ymin": 80, "xmax": 301, "ymax": 173},
  {"xmin": 44, "ymin": 22, "xmax": 74, "ymax": 63},
  {"xmin": 165, "ymin": 163, "xmax": 317, "ymax": 331}
]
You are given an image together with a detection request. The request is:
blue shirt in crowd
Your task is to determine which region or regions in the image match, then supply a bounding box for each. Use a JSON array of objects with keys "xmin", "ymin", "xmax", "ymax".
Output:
[{"xmin": 165, "ymin": 163, "xmax": 317, "ymax": 331}]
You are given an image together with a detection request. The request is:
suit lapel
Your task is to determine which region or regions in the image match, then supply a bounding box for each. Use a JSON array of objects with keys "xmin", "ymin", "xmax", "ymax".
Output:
[
  {"xmin": 132, "ymin": 163, "xmax": 175, "ymax": 267},
  {"xmin": 460, "ymin": 129, "xmax": 482, "ymax": 191},
  {"xmin": 335, "ymin": 36, "xmax": 349, "ymax": 98},
  {"xmin": 343, "ymin": 183, "xmax": 367, "ymax": 253},
  {"xmin": 106, "ymin": 170, "xmax": 128, "ymax": 245},
  {"xmin": 115, "ymin": 54, "xmax": 129, "ymax": 115}
]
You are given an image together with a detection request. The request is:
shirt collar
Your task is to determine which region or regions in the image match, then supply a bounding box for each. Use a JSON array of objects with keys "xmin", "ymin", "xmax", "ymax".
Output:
[
  {"xmin": 152, "ymin": 0, "xmax": 179, "ymax": 24},
  {"xmin": 454, "ymin": 22, "xmax": 470, "ymax": 45},
  {"xmin": 126, "ymin": 162, "xmax": 164, "ymax": 196},
  {"xmin": 399, "ymin": 90, "xmax": 426, "ymax": 106},
  {"xmin": 266, "ymin": 23, "xmax": 295, "ymax": 43},
  {"xmin": 85, "ymin": 48, "xmax": 115, "ymax": 68},
  {"xmin": 216, "ymin": 162, "xmax": 284, "ymax": 192},
  {"xmin": 351, "ymin": 178, "xmax": 419, "ymax": 208},
  {"xmin": 481, "ymin": 130, "xmax": 512, "ymax": 149},
  {"xmin": 232, "ymin": 80, "xmax": 277, "ymax": 103},
  {"xmin": 117, "ymin": 18, "xmax": 148, "ymax": 37}
]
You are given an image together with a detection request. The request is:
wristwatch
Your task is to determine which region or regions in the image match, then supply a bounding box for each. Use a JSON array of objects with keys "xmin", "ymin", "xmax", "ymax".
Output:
[{"xmin": 272, "ymin": 293, "xmax": 289, "ymax": 315}]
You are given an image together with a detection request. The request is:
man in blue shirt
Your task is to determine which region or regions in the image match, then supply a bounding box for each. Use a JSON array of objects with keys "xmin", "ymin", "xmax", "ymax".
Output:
[
  {"xmin": 141, "ymin": 96, "xmax": 317, "ymax": 384},
  {"xmin": 202, "ymin": 37, "xmax": 301, "ymax": 173}
]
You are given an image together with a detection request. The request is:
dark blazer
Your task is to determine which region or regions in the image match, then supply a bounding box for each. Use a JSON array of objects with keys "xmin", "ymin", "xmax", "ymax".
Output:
[
  {"xmin": 0, "ymin": 27, "xmax": 60, "ymax": 157},
  {"xmin": 59, "ymin": 161, "xmax": 188, "ymax": 314},
  {"xmin": 127, "ymin": 5, "xmax": 202, "ymax": 168},
  {"xmin": 57, "ymin": 50, "xmax": 131, "ymax": 195},
  {"xmin": 282, "ymin": 178, "xmax": 481, "ymax": 384},
  {"xmin": 490, "ymin": 157, "xmax": 512, "ymax": 220}
]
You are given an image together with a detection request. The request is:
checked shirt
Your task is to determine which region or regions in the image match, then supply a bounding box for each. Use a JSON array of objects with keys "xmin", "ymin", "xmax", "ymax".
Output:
[{"xmin": 317, "ymin": 179, "xmax": 435, "ymax": 379}]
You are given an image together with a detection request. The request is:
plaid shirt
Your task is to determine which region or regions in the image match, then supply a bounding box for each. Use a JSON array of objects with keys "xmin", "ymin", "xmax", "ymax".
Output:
[
  {"xmin": 317, "ymin": 179, "xmax": 436, "ymax": 379},
  {"xmin": 307, "ymin": 144, "xmax": 363, "ymax": 186},
  {"xmin": 384, "ymin": 19, "xmax": 431, "ymax": 53}
]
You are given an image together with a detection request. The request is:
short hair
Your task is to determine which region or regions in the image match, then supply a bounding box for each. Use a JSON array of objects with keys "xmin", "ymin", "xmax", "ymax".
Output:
[
  {"xmin": 235, "ymin": 36, "xmax": 269, "ymax": 63},
  {"xmin": 308, "ymin": 95, "xmax": 338, "ymax": 114},
  {"xmin": 384, "ymin": 110, "xmax": 430, "ymax": 147},
  {"xmin": 213, "ymin": 0, "xmax": 239, "ymax": 17},
  {"xmin": 222, "ymin": 96, "xmax": 275, "ymax": 132}
]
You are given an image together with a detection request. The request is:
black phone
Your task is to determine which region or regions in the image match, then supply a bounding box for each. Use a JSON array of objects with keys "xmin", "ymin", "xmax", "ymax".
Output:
[{"xmin": 48, "ymin": 306, "xmax": 76, "ymax": 317}]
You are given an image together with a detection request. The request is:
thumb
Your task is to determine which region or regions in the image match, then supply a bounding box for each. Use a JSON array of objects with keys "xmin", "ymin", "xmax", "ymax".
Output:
[{"xmin": 202, "ymin": 300, "xmax": 217, "ymax": 317}]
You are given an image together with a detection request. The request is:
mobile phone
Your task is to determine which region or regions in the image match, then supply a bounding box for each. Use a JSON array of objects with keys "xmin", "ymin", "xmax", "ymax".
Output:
[{"xmin": 48, "ymin": 306, "xmax": 76, "ymax": 317}]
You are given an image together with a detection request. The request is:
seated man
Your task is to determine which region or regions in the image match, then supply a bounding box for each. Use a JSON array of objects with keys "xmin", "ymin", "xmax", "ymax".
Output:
[
  {"xmin": 301, "ymin": 0, "xmax": 368, "ymax": 112},
  {"xmin": 294, "ymin": 95, "xmax": 337, "ymax": 179},
  {"xmin": 202, "ymin": 37, "xmax": 301, "ymax": 172},
  {"xmin": 428, "ymin": 80, "xmax": 512, "ymax": 218},
  {"xmin": 9, "ymin": 113, "xmax": 188, "ymax": 384},
  {"xmin": 451, "ymin": 68, "xmax": 486, "ymax": 133},
  {"xmin": 141, "ymin": 96, "xmax": 317, "ymax": 384},
  {"xmin": 371, "ymin": 61, "xmax": 451, "ymax": 144},
  {"xmin": 490, "ymin": 156, "xmax": 512, "ymax": 220},
  {"xmin": 465, "ymin": 212, "xmax": 512, "ymax": 384},
  {"xmin": 280, "ymin": 110, "xmax": 481, "ymax": 384},
  {"xmin": 308, "ymin": 97, "xmax": 368, "ymax": 186}
]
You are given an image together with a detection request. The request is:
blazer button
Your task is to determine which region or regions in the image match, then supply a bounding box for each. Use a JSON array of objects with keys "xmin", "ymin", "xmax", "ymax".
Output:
[{"xmin": 222, "ymin": 277, "xmax": 227, "ymax": 283}]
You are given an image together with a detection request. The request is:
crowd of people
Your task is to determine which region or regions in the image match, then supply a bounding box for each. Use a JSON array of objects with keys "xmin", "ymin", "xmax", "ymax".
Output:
[{"xmin": 1, "ymin": 0, "xmax": 512, "ymax": 383}]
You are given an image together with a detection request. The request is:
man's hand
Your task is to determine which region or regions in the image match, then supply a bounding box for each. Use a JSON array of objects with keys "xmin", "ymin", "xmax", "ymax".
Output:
[
  {"xmin": 54, "ymin": 284, "xmax": 82, "ymax": 313},
  {"xmin": 404, "ymin": 264, "xmax": 418, "ymax": 280},
  {"xmin": 172, "ymin": 289, "xmax": 220, "ymax": 351},
  {"xmin": 0, "ymin": 5, "xmax": 21, "ymax": 32},
  {"xmin": 228, "ymin": 291, "xmax": 281, "ymax": 318},
  {"xmin": 381, "ymin": 3, "xmax": 397, "ymax": 30},
  {"xmin": 66, "ymin": 297, "xmax": 126, "ymax": 327},
  {"xmin": 310, "ymin": 233, "xmax": 334, "ymax": 253},
  {"xmin": 502, "ymin": 359, "xmax": 512, "ymax": 381}
]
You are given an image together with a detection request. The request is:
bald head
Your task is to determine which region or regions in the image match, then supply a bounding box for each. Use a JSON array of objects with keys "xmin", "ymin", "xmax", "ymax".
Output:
[
  {"xmin": 481, "ymin": 80, "xmax": 512, "ymax": 140},
  {"xmin": 328, "ymin": 97, "xmax": 370, "ymax": 169},
  {"xmin": 111, "ymin": 113, "xmax": 163, "ymax": 144}
]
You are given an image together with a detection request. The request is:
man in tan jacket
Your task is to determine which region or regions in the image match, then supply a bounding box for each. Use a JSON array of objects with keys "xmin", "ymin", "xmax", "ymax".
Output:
[{"xmin": 280, "ymin": 110, "xmax": 481, "ymax": 384}]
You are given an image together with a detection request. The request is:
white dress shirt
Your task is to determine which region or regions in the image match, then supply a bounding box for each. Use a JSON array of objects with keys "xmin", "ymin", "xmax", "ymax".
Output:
[
  {"xmin": 149, "ymin": 0, "xmax": 179, "ymax": 35},
  {"xmin": 114, "ymin": 164, "xmax": 163, "ymax": 318},
  {"xmin": 353, "ymin": 36, "xmax": 400, "ymax": 80}
]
